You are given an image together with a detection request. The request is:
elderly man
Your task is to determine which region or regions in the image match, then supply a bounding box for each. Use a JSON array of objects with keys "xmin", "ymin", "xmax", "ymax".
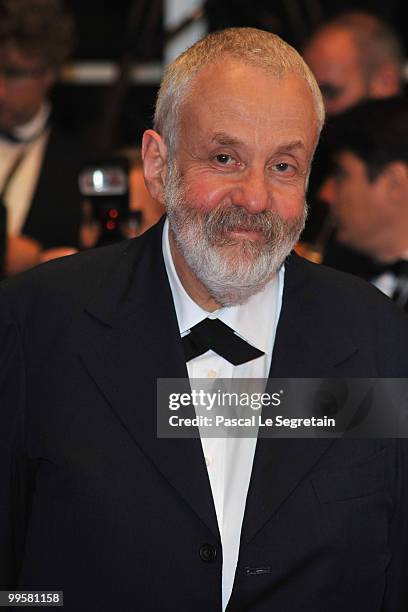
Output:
[
  {"xmin": 0, "ymin": 0, "xmax": 85, "ymax": 276},
  {"xmin": 1, "ymin": 28, "xmax": 408, "ymax": 612}
]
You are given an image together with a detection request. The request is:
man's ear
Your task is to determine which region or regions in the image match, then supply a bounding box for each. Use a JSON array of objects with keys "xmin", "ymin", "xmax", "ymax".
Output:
[
  {"xmin": 142, "ymin": 130, "xmax": 168, "ymax": 205},
  {"xmin": 43, "ymin": 68, "xmax": 57, "ymax": 92},
  {"xmin": 368, "ymin": 63, "xmax": 401, "ymax": 99},
  {"xmin": 381, "ymin": 162, "xmax": 408, "ymax": 206}
]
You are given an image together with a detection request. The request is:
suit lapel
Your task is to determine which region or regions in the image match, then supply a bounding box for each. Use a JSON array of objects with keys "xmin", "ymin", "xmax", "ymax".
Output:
[
  {"xmin": 75, "ymin": 223, "xmax": 219, "ymax": 539},
  {"xmin": 270, "ymin": 253, "xmax": 359, "ymax": 378},
  {"xmin": 241, "ymin": 254, "xmax": 358, "ymax": 548},
  {"xmin": 75, "ymin": 238, "xmax": 361, "ymax": 549}
]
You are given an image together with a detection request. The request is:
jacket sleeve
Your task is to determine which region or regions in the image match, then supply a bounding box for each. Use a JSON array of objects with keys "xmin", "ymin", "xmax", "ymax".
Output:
[
  {"xmin": 381, "ymin": 439, "xmax": 408, "ymax": 611},
  {"xmin": 0, "ymin": 311, "xmax": 30, "ymax": 588}
]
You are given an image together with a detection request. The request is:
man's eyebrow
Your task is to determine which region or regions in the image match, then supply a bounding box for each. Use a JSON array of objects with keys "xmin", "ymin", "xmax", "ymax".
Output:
[
  {"xmin": 210, "ymin": 132, "xmax": 243, "ymax": 146},
  {"xmin": 209, "ymin": 134, "xmax": 306, "ymax": 155},
  {"xmin": 275, "ymin": 141, "xmax": 306, "ymax": 155}
]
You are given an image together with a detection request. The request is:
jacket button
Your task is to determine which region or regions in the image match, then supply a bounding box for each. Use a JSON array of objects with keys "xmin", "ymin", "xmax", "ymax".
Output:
[{"xmin": 199, "ymin": 543, "xmax": 217, "ymax": 562}]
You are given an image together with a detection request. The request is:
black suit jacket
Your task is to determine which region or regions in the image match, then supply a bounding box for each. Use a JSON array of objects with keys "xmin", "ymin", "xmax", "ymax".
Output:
[
  {"xmin": 21, "ymin": 124, "xmax": 86, "ymax": 249},
  {"xmin": 1, "ymin": 220, "xmax": 408, "ymax": 611}
]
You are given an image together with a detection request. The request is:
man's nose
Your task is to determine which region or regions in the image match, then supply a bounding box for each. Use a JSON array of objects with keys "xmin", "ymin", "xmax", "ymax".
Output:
[
  {"xmin": 231, "ymin": 169, "xmax": 270, "ymax": 213},
  {"xmin": 318, "ymin": 176, "xmax": 336, "ymax": 207}
]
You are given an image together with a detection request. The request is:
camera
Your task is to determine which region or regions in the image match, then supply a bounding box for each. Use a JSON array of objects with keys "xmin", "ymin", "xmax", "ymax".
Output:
[{"xmin": 78, "ymin": 157, "xmax": 142, "ymax": 247}]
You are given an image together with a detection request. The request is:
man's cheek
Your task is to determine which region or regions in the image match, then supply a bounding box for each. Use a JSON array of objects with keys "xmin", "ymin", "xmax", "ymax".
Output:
[
  {"xmin": 183, "ymin": 176, "xmax": 232, "ymax": 212},
  {"xmin": 274, "ymin": 195, "xmax": 305, "ymax": 220}
]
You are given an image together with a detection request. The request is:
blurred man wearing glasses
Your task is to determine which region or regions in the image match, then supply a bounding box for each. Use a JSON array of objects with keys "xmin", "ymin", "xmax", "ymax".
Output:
[
  {"xmin": 0, "ymin": 0, "xmax": 84, "ymax": 276},
  {"xmin": 303, "ymin": 11, "xmax": 404, "ymax": 117}
]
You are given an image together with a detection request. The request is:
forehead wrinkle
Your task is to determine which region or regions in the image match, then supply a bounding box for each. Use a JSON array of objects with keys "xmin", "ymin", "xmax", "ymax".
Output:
[
  {"xmin": 210, "ymin": 132, "xmax": 306, "ymax": 156},
  {"xmin": 180, "ymin": 71, "xmax": 318, "ymax": 157}
]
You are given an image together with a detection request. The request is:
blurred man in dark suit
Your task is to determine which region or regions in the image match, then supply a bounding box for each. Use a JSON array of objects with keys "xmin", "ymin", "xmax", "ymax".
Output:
[
  {"xmin": 0, "ymin": 0, "xmax": 85, "ymax": 275},
  {"xmin": 300, "ymin": 11, "xmax": 405, "ymax": 259},
  {"xmin": 320, "ymin": 97, "xmax": 408, "ymax": 310}
]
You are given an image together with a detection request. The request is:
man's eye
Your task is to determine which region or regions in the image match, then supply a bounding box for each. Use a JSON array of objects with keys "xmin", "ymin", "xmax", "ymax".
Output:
[
  {"xmin": 274, "ymin": 162, "xmax": 295, "ymax": 174},
  {"xmin": 332, "ymin": 167, "xmax": 347, "ymax": 181},
  {"xmin": 320, "ymin": 84, "xmax": 343, "ymax": 101},
  {"xmin": 215, "ymin": 154, "xmax": 234, "ymax": 165}
]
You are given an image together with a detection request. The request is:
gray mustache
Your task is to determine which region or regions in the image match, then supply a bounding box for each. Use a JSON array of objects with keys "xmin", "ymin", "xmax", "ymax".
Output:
[{"xmin": 204, "ymin": 207, "xmax": 286, "ymax": 241}]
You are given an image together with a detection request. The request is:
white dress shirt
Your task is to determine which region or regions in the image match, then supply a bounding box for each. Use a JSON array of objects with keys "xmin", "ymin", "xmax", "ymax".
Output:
[
  {"xmin": 162, "ymin": 218, "xmax": 284, "ymax": 610},
  {"xmin": 0, "ymin": 103, "xmax": 50, "ymax": 235},
  {"xmin": 372, "ymin": 252, "xmax": 408, "ymax": 305}
]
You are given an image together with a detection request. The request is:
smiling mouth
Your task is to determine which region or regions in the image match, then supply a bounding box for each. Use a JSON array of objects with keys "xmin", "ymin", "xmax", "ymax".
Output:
[{"xmin": 226, "ymin": 228, "xmax": 265, "ymax": 240}]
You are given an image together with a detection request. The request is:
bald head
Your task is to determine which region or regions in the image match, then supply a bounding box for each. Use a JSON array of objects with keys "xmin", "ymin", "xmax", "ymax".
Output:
[{"xmin": 304, "ymin": 12, "xmax": 404, "ymax": 115}]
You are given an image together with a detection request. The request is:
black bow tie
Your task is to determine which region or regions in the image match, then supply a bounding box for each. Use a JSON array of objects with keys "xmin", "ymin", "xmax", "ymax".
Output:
[
  {"xmin": 182, "ymin": 318, "xmax": 265, "ymax": 366},
  {"xmin": 0, "ymin": 123, "xmax": 48, "ymax": 144},
  {"xmin": 370, "ymin": 259, "xmax": 408, "ymax": 279},
  {"xmin": 0, "ymin": 130, "xmax": 24, "ymax": 144}
]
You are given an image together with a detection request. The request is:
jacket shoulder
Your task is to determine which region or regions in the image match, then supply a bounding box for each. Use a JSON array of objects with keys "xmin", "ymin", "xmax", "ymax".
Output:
[
  {"xmin": 0, "ymin": 237, "xmax": 144, "ymax": 324},
  {"xmin": 284, "ymin": 253, "xmax": 408, "ymax": 373}
]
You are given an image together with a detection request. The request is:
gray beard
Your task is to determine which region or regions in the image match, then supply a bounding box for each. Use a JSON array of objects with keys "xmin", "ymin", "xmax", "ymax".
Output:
[{"xmin": 165, "ymin": 162, "xmax": 307, "ymax": 307}]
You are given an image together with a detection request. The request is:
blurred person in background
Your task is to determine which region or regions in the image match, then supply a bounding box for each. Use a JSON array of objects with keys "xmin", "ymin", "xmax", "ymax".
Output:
[
  {"xmin": 320, "ymin": 96, "xmax": 408, "ymax": 310},
  {"xmin": 0, "ymin": 0, "xmax": 86, "ymax": 276},
  {"xmin": 299, "ymin": 10, "xmax": 406, "ymax": 267},
  {"xmin": 303, "ymin": 11, "xmax": 404, "ymax": 117}
]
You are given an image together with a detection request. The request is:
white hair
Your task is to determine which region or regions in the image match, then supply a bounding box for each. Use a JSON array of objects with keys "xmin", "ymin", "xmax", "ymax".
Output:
[{"xmin": 154, "ymin": 27, "xmax": 325, "ymax": 156}]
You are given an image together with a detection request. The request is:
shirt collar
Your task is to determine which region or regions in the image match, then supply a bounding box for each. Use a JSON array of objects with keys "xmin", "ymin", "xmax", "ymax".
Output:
[
  {"xmin": 162, "ymin": 217, "xmax": 284, "ymax": 355},
  {"xmin": 12, "ymin": 101, "xmax": 51, "ymax": 143}
]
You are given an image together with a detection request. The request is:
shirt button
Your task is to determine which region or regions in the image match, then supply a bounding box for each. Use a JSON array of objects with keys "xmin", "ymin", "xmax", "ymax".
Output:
[
  {"xmin": 205, "ymin": 456, "xmax": 211, "ymax": 467},
  {"xmin": 199, "ymin": 543, "xmax": 217, "ymax": 562},
  {"xmin": 207, "ymin": 369, "xmax": 217, "ymax": 378}
]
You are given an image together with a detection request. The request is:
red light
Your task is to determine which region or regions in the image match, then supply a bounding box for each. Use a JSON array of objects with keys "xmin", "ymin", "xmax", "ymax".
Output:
[
  {"xmin": 108, "ymin": 208, "xmax": 119, "ymax": 219},
  {"xmin": 106, "ymin": 220, "xmax": 116, "ymax": 230}
]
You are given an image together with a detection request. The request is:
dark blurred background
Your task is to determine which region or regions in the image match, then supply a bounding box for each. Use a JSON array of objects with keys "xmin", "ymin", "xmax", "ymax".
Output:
[{"xmin": 54, "ymin": 0, "xmax": 407, "ymax": 153}]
